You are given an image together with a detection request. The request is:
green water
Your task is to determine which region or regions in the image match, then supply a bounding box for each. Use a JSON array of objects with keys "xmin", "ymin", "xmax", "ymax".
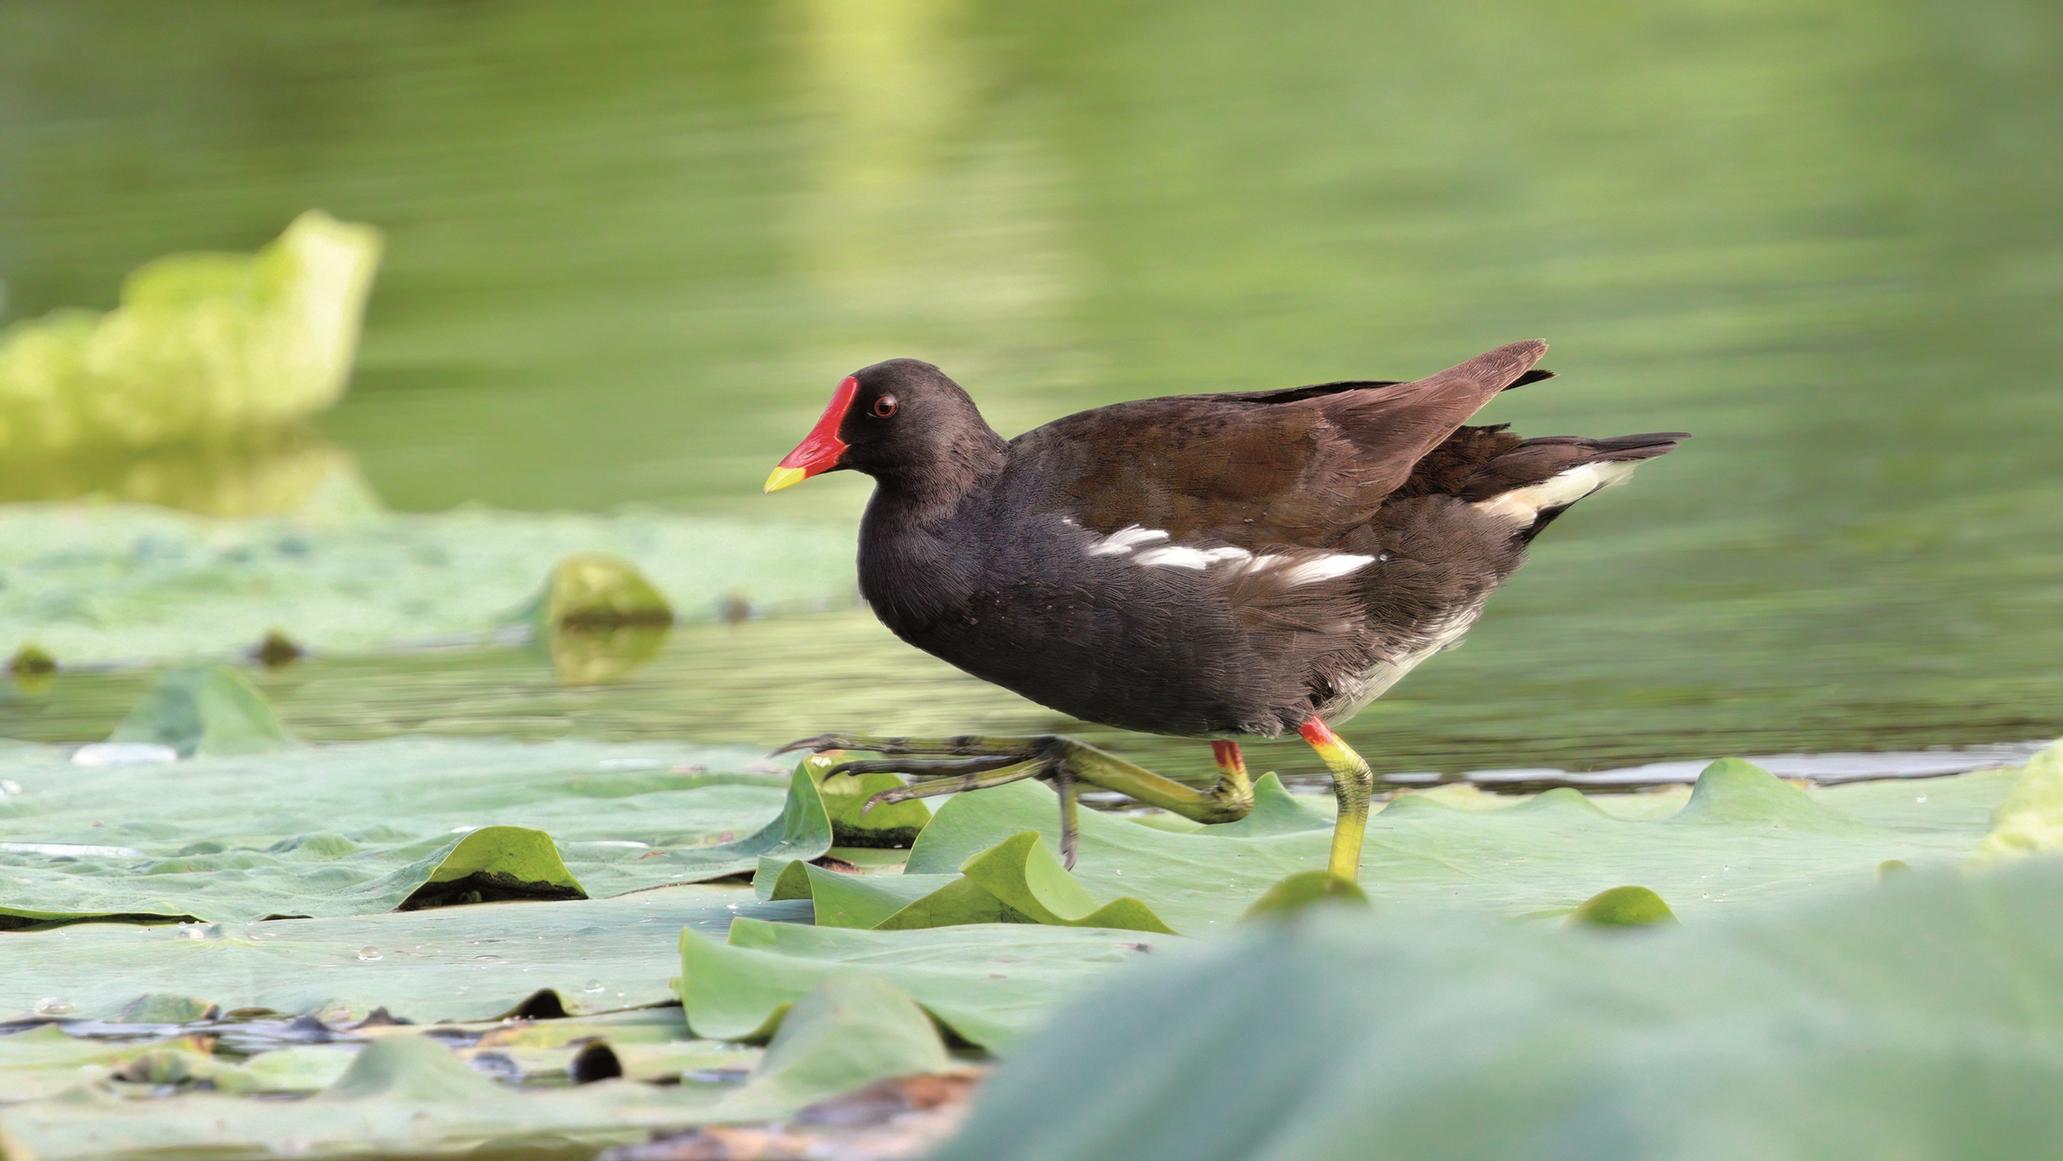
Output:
[{"xmin": 2, "ymin": 1, "xmax": 2060, "ymax": 778}]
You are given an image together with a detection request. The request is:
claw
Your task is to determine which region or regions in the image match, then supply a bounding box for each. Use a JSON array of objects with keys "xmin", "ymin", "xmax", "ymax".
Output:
[
  {"xmin": 769, "ymin": 733, "xmax": 848, "ymax": 757},
  {"xmin": 1050, "ymin": 763, "xmax": 1081, "ymax": 870}
]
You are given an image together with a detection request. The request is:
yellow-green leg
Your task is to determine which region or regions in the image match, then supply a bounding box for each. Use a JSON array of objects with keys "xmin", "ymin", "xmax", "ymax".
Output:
[{"xmin": 1299, "ymin": 717, "xmax": 1374, "ymax": 882}]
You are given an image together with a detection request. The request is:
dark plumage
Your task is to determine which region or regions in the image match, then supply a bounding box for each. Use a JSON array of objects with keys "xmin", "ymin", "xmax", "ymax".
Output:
[{"xmin": 766, "ymin": 340, "xmax": 1686, "ymax": 878}]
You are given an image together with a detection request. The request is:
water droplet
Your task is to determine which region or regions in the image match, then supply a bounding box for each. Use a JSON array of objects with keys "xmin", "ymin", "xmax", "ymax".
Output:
[
  {"xmin": 356, "ymin": 946, "xmax": 383, "ymax": 961},
  {"xmin": 473, "ymin": 954, "xmax": 505, "ymax": 964},
  {"xmin": 33, "ymin": 997, "xmax": 76, "ymax": 1016},
  {"xmin": 1914, "ymin": 793, "xmax": 1928, "ymax": 803},
  {"xmin": 178, "ymin": 921, "xmax": 222, "ymax": 941},
  {"xmin": 582, "ymin": 979, "xmax": 606, "ymax": 993}
]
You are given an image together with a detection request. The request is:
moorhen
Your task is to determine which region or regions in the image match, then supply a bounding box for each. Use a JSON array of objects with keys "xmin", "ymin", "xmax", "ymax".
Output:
[{"xmin": 765, "ymin": 341, "xmax": 1683, "ymax": 881}]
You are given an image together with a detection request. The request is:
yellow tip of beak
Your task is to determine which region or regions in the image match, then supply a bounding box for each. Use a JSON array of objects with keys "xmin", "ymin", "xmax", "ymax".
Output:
[{"xmin": 763, "ymin": 466, "xmax": 808, "ymax": 494}]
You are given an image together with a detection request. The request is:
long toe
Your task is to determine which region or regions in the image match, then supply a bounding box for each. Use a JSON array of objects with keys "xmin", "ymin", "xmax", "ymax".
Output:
[{"xmin": 824, "ymin": 754, "xmax": 1029, "ymax": 780}]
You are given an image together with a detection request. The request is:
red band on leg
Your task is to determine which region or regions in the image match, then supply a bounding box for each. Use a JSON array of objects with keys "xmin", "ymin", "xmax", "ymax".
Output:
[
  {"xmin": 1211, "ymin": 740, "xmax": 1245, "ymax": 775},
  {"xmin": 1298, "ymin": 717, "xmax": 1340, "ymax": 747}
]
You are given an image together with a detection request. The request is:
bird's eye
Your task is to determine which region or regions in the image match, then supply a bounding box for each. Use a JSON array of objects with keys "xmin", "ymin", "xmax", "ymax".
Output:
[{"xmin": 871, "ymin": 394, "xmax": 898, "ymax": 419}]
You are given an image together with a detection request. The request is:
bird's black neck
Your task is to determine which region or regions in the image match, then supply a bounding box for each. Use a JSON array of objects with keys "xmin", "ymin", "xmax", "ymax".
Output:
[{"xmin": 856, "ymin": 432, "xmax": 1008, "ymax": 635}]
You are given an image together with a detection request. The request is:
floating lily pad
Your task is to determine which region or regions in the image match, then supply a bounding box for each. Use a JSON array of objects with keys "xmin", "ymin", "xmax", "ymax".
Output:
[
  {"xmin": 678, "ymin": 918, "xmax": 1169, "ymax": 1049},
  {"xmin": 935, "ymin": 860, "xmax": 2063, "ymax": 1161},
  {"xmin": 0, "ymin": 973, "xmax": 954, "ymax": 1160},
  {"xmin": 0, "ymin": 738, "xmax": 831, "ymax": 926},
  {"xmin": 0, "ymin": 882, "xmax": 806, "ymax": 1024},
  {"xmin": 756, "ymin": 759, "xmax": 2028, "ymax": 934},
  {"xmin": 0, "ymin": 503, "xmax": 855, "ymax": 665}
]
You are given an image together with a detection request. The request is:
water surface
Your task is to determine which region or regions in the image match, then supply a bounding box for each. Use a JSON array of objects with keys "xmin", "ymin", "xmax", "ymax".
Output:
[{"xmin": 2, "ymin": 1, "xmax": 2058, "ymax": 771}]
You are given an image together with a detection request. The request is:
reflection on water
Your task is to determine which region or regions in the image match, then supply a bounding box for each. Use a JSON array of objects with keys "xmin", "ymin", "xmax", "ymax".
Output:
[
  {"xmin": 0, "ymin": 437, "xmax": 358, "ymax": 516},
  {"xmin": 1, "ymin": 1, "xmax": 2059, "ymax": 763},
  {"xmin": 2, "ymin": 608, "xmax": 2050, "ymax": 792}
]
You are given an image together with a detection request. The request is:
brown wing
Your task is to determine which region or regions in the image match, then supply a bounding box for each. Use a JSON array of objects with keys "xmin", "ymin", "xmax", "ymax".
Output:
[{"xmin": 1007, "ymin": 340, "xmax": 1549, "ymax": 549}]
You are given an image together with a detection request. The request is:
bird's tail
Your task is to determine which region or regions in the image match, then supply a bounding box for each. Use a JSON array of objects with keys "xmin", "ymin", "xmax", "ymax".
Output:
[{"xmin": 1464, "ymin": 432, "xmax": 1687, "ymax": 541}]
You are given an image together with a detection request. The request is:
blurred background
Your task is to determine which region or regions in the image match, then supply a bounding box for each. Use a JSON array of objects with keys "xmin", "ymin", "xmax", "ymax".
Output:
[{"xmin": 1, "ymin": 0, "xmax": 2057, "ymax": 783}]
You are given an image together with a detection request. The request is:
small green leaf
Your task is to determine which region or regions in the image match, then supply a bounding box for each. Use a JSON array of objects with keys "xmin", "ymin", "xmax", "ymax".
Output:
[
  {"xmin": 806, "ymin": 758, "xmax": 933, "ymax": 848},
  {"xmin": 1971, "ymin": 740, "xmax": 2063, "ymax": 861},
  {"xmin": 1567, "ymin": 885, "xmax": 1677, "ymax": 927},
  {"xmin": 111, "ymin": 993, "xmax": 221, "ymax": 1024},
  {"xmin": 1241, "ymin": 870, "xmax": 1371, "ymax": 920}
]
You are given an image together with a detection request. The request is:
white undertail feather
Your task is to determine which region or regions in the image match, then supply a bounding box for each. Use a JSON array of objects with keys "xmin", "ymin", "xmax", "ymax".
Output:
[
  {"xmin": 1473, "ymin": 461, "xmax": 1642, "ymax": 525},
  {"xmin": 1270, "ymin": 553, "xmax": 1377, "ymax": 584}
]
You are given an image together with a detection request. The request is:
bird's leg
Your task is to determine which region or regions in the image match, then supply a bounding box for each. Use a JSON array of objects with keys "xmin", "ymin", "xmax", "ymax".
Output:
[
  {"xmin": 1299, "ymin": 716, "xmax": 1374, "ymax": 881},
  {"xmin": 1211, "ymin": 740, "xmax": 1255, "ymax": 803},
  {"xmin": 774, "ymin": 733, "xmax": 1257, "ymax": 869}
]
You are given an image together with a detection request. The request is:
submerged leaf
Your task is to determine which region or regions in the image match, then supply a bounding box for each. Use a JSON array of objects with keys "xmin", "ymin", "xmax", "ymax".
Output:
[{"xmin": 107, "ymin": 665, "xmax": 295, "ymax": 758}]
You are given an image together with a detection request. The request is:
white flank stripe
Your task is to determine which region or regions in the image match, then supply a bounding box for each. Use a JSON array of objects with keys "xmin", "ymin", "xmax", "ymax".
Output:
[
  {"xmin": 1086, "ymin": 524, "xmax": 1170, "ymax": 556},
  {"xmin": 1475, "ymin": 461, "xmax": 1640, "ymax": 523},
  {"xmin": 1134, "ymin": 545, "xmax": 1253, "ymax": 570},
  {"xmin": 1083, "ymin": 522, "xmax": 1376, "ymax": 585}
]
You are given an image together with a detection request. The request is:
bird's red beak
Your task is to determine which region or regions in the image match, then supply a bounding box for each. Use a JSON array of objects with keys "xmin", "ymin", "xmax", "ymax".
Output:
[{"xmin": 764, "ymin": 376, "xmax": 858, "ymax": 493}]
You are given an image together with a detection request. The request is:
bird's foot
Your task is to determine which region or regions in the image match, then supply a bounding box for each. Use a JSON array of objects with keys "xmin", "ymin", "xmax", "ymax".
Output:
[{"xmin": 772, "ymin": 733, "xmax": 1254, "ymax": 870}]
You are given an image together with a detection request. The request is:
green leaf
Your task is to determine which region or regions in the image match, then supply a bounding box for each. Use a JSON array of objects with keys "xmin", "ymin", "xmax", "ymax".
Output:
[
  {"xmin": 839, "ymin": 759, "xmax": 2024, "ymax": 931},
  {"xmin": 519, "ymin": 552, "xmax": 676, "ymax": 631},
  {"xmin": 810, "ymin": 760, "xmax": 934, "ymax": 849},
  {"xmin": 386, "ymin": 825, "xmax": 587, "ymax": 910},
  {"xmin": 0, "ymin": 959, "xmax": 957, "ymax": 1160},
  {"xmin": 1972, "ymin": 740, "xmax": 2063, "ymax": 860},
  {"xmin": 107, "ymin": 665, "xmax": 295, "ymax": 758},
  {"xmin": 936, "ymin": 861, "xmax": 2063, "ymax": 1161},
  {"xmin": 679, "ymin": 917, "xmax": 1168, "ymax": 1049},
  {"xmin": 0, "ymin": 882, "xmax": 807, "ymax": 1024},
  {"xmin": 0, "ymin": 740, "xmax": 831, "ymax": 925},
  {"xmin": 749, "ymin": 975, "xmax": 950, "ymax": 1094},
  {"xmin": 0, "ymin": 1026, "xmax": 218, "ymax": 1099},
  {"xmin": 0, "ymin": 212, "xmax": 379, "ymax": 457},
  {"xmin": 0, "ymin": 504, "xmax": 856, "ymax": 665},
  {"xmin": 1566, "ymin": 884, "xmax": 1677, "ymax": 927},
  {"xmin": 1240, "ymin": 870, "xmax": 1370, "ymax": 920},
  {"xmin": 109, "ymin": 993, "xmax": 220, "ymax": 1024},
  {"xmin": 959, "ymin": 832, "xmax": 1175, "ymax": 933}
]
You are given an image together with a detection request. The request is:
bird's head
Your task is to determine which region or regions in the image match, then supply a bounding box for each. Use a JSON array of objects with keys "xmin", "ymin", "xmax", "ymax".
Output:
[{"xmin": 764, "ymin": 358, "xmax": 997, "ymax": 493}]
